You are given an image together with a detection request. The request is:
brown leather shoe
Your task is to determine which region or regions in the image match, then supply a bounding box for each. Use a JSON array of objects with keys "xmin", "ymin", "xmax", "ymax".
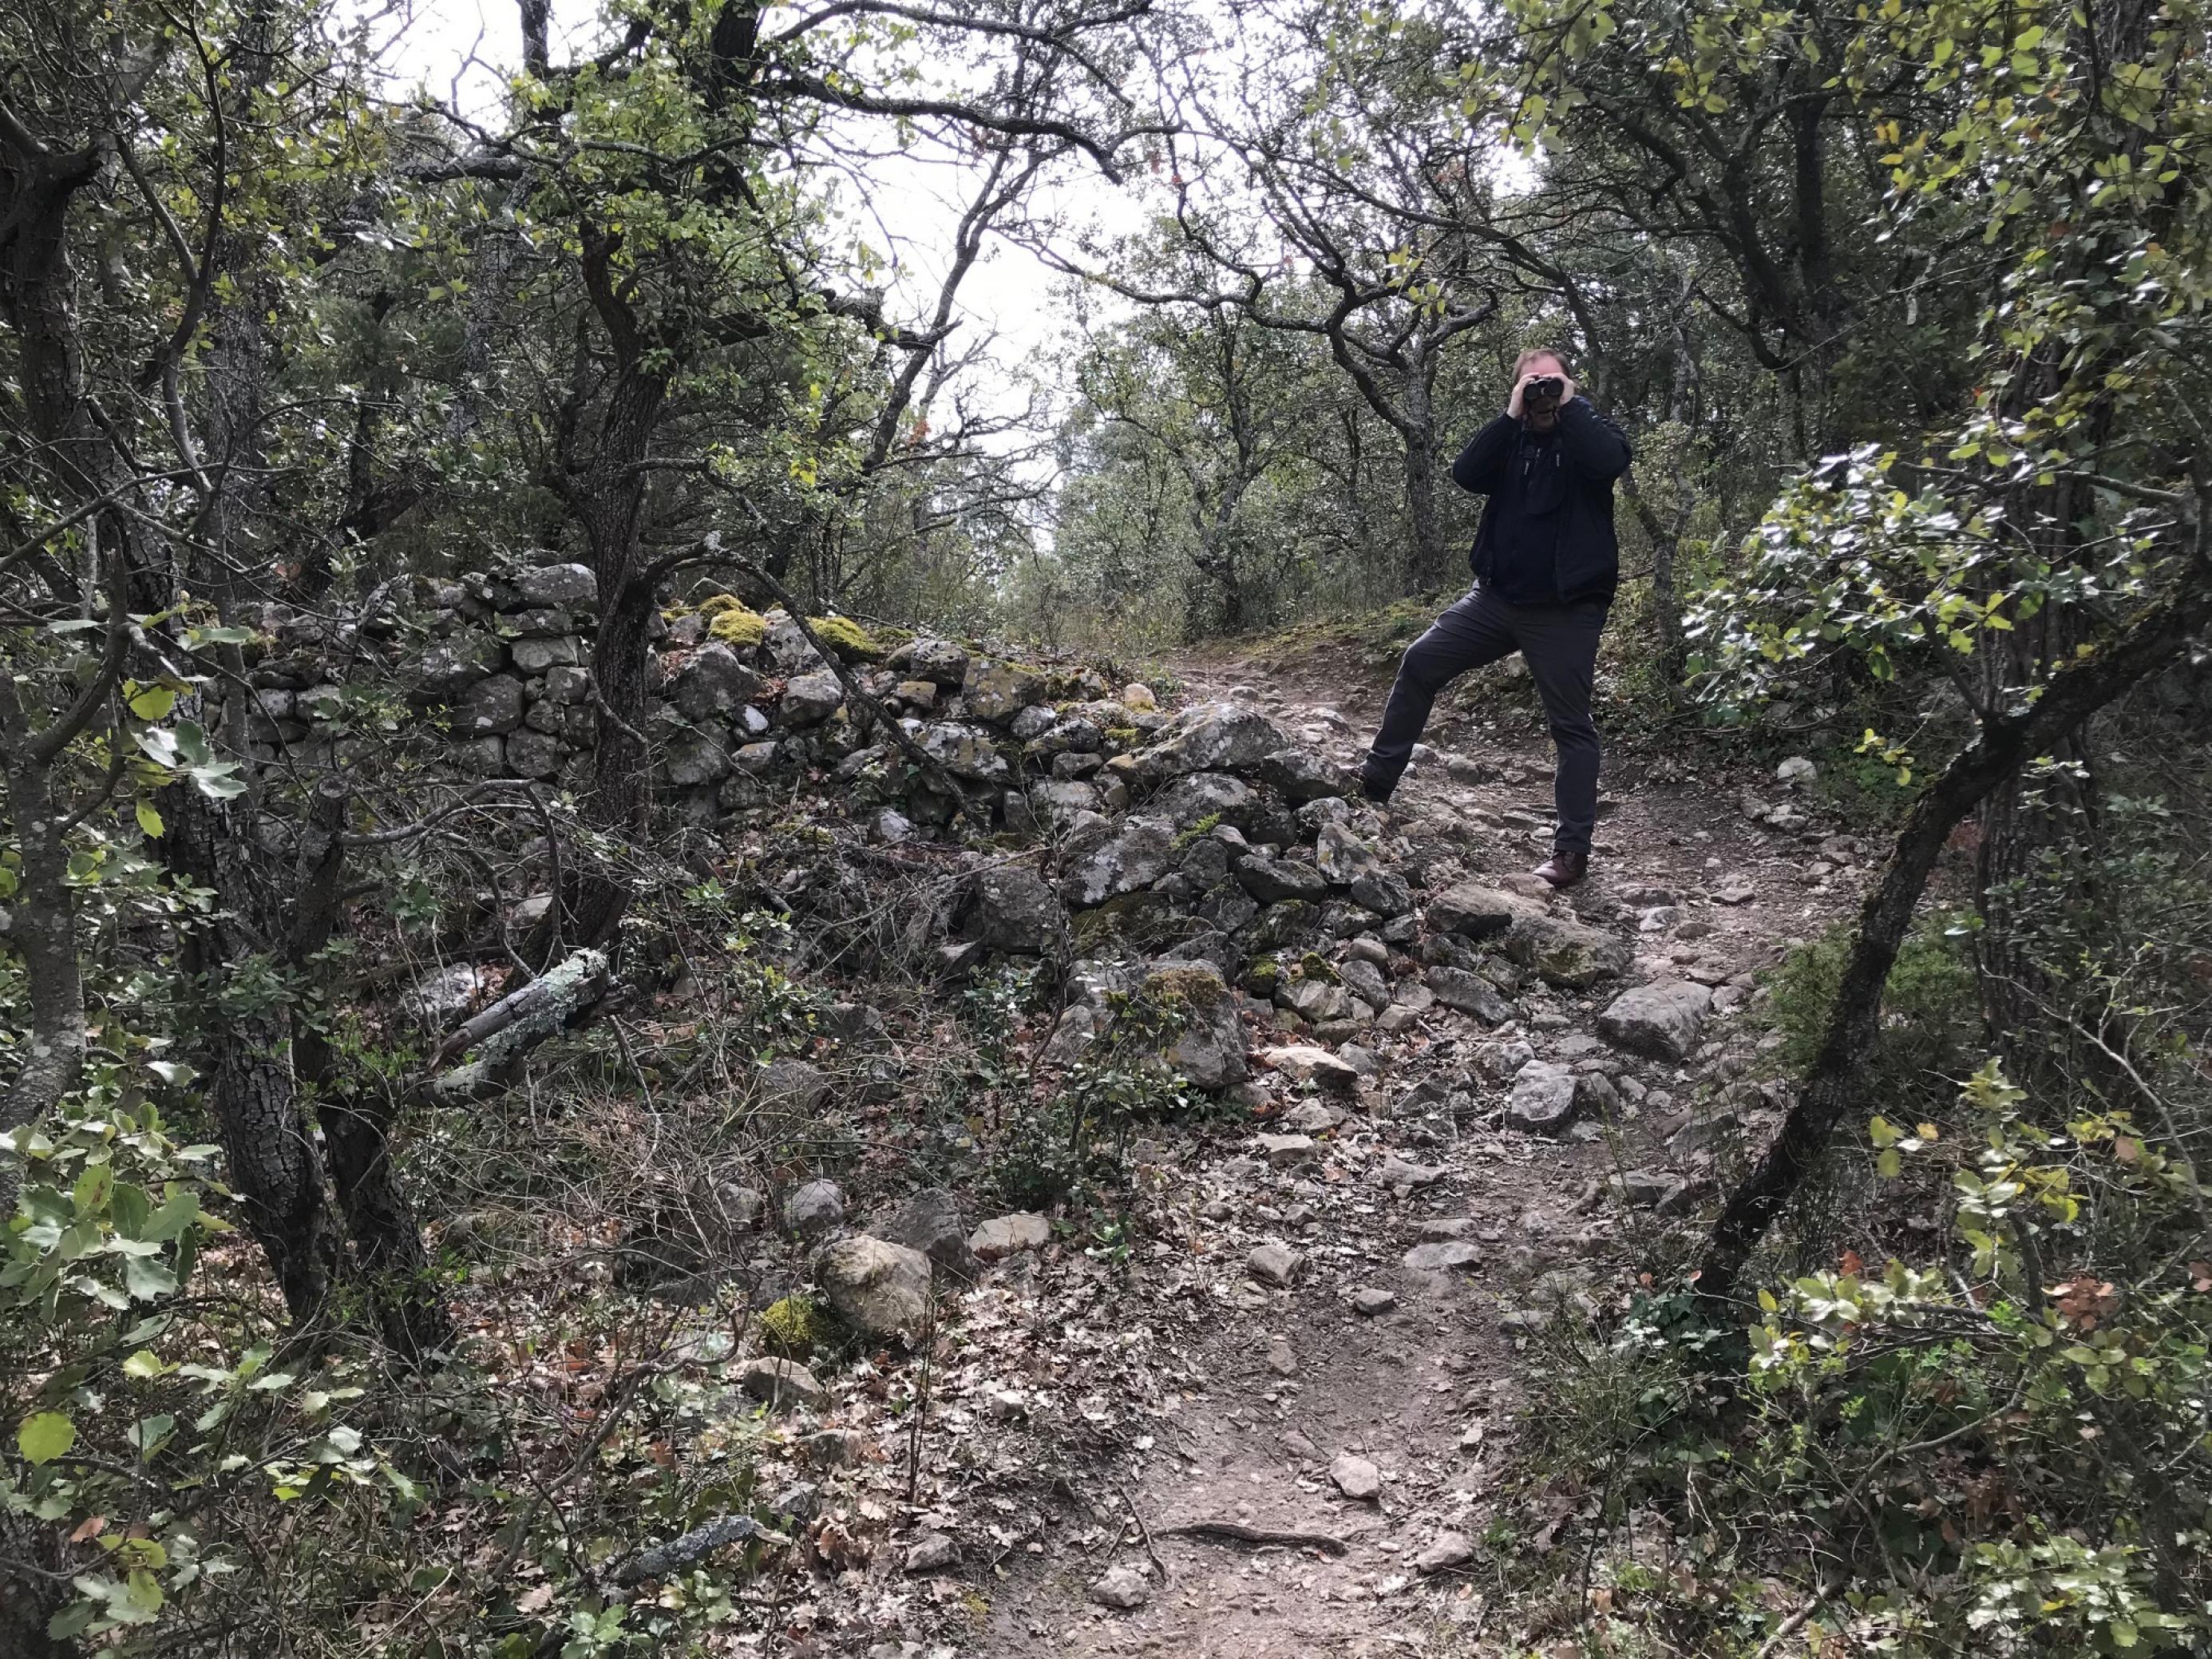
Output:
[{"xmin": 1534, "ymin": 850, "xmax": 1589, "ymax": 889}]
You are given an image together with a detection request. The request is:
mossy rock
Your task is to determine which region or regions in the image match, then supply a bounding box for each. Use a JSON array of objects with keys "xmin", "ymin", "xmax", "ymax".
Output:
[
  {"xmin": 759, "ymin": 1293, "xmax": 821, "ymax": 1357},
  {"xmin": 1144, "ymin": 964, "xmax": 1225, "ymax": 1010},
  {"xmin": 707, "ymin": 605, "xmax": 770, "ymax": 647},
  {"xmin": 1104, "ymin": 726, "xmax": 1141, "ymax": 745},
  {"xmin": 1240, "ymin": 956, "xmax": 1282, "ymax": 997},
  {"xmin": 1251, "ymin": 901, "xmax": 1321, "ymax": 950},
  {"xmin": 1296, "ymin": 950, "xmax": 1340, "ymax": 984},
  {"xmin": 1171, "ymin": 812, "xmax": 1223, "ymax": 850},
  {"xmin": 1072, "ymin": 891, "xmax": 1203, "ymax": 952},
  {"xmin": 806, "ymin": 614, "xmax": 883, "ymax": 662}
]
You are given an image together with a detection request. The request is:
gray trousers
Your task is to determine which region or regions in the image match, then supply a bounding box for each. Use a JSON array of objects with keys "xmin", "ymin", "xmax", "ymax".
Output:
[{"xmin": 1366, "ymin": 585, "xmax": 1608, "ymax": 852}]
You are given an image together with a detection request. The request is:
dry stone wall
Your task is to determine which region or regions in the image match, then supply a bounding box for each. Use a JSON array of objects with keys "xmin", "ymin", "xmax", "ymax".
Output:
[{"xmin": 237, "ymin": 556, "xmax": 1181, "ymax": 838}]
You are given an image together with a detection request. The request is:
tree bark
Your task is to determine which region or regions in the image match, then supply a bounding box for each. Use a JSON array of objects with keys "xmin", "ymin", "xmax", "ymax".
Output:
[{"xmin": 1696, "ymin": 541, "xmax": 2212, "ymax": 1304}]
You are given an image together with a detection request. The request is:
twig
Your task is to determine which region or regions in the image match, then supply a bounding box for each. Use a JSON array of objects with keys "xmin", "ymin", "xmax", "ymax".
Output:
[
  {"xmin": 1155, "ymin": 1520, "xmax": 1350, "ymax": 1554},
  {"xmin": 1755, "ymin": 1578, "xmax": 1840, "ymax": 1659},
  {"xmin": 1114, "ymin": 1483, "xmax": 1170, "ymax": 1586}
]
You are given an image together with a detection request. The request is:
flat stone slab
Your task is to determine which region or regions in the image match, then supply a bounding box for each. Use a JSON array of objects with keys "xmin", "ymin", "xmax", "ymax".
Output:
[
  {"xmin": 1417, "ymin": 1532, "xmax": 1477, "ymax": 1573},
  {"xmin": 1329, "ymin": 1453, "xmax": 1382, "ymax": 1501},
  {"xmin": 1257, "ymin": 1045, "xmax": 1361, "ymax": 1094},
  {"xmin": 1597, "ymin": 979, "xmax": 1715, "ymax": 1062},
  {"xmin": 1378, "ymin": 1155, "xmax": 1447, "ymax": 1190},
  {"xmin": 969, "ymin": 1211, "xmax": 1051, "ymax": 1261},
  {"xmin": 1403, "ymin": 1241, "xmax": 1482, "ymax": 1273}
]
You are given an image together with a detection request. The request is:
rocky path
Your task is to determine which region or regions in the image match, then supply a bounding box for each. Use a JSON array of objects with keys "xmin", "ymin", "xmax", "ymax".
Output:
[{"xmin": 958, "ymin": 636, "xmax": 1869, "ymax": 1657}]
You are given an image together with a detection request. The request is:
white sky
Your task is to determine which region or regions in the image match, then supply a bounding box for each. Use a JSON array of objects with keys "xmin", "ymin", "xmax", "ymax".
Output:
[{"xmin": 359, "ymin": 0, "xmax": 1151, "ymax": 436}]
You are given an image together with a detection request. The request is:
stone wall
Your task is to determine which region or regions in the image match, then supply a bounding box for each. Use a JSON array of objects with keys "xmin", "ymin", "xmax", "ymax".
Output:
[{"xmin": 236, "ymin": 556, "xmax": 1180, "ymax": 840}]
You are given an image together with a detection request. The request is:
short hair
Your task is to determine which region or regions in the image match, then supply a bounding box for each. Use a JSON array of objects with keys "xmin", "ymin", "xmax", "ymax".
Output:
[{"xmin": 1514, "ymin": 346, "xmax": 1575, "ymax": 377}]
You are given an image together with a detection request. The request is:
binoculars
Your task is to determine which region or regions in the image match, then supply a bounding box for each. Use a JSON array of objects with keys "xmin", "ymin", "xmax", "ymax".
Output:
[{"xmin": 1525, "ymin": 374, "xmax": 1565, "ymax": 403}]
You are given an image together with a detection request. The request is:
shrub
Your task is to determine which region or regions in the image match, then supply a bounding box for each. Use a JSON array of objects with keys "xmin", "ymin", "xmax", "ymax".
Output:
[{"xmin": 1762, "ymin": 917, "xmax": 1978, "ymax": 1099}]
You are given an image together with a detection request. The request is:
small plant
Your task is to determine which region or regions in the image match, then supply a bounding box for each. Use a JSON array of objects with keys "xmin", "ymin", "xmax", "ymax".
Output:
[{"xmin": 758, "ymin": 1294, "xmax": 820, "ymax": 1356}]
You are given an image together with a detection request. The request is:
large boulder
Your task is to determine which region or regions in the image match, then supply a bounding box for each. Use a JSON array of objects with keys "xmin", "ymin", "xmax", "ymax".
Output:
[
  {"xmin": 1060, "ymin": 816, "xmax": 1176, "ymax": 906},
  {"xmin": 966, "ymin": 865, "xmax": 1070, "ymax": 956},
  {"xmin": 781, "ymin": 670, "xmax": 845, "ymax": 727},
  {"xmin": 1598, "ymin": 980, "xmax": 1714, "ymax": 1061},
  {"xmin": 663, "ymin": 730, "xmax": 732, "ymax": 788},
  {"xmin": 817, "ymin": 1235, "xmax": 933, "ymax": 1340},
  {"xmin": 456, "ymin": 673, "xmax": 524, "ymax": 735},
  {"xmin": 904, "ymin": 636, "xmax": 971, "ymax": 688},
  {"xmin": 1351, "ymin": 866, "xmax": 1414, "ymax": 917},
  {"xmin": 515, "ymin": 561, "xmax": 599, "ymax": 611},
  {"xmin": 1134, "ymin": 703, "xmax": 1294, "ymax": 781},
  {"xmin": 1235, "ymin": 856, "xmax": 1330, "ymax": 904},
  {"xmin": 410, "ymin": 632, "xmax": 506, "ymax": 698},
  {"xmin": 1505, "ymin": 912, "xmax": 1632, "ymax": 988},
  {"xmin": 765, "ymin": 612, "xmax": 827, "ymax": 675},
  {"xmin": 1314, "ymin": 821, "xmax": 1379, "ymax": 885},
  {"xmin": 1257, "ymin": 1044, "xmax": 1360, "ymax": 1094},
  {"xmin": 1024, "ymin": 715, "xmax": 1103, "ymax": 761},
  {"xmin": 674, "ymin": 643, "xmax": 762, "ymax": 724},
  {"xmin": 1144, "ymin": 964, "xmax": 1249, "ymax": 1088},
  {"xmin": 1425, "ymin": 965, "xmax": 1514, "ymax": 1025},
  {"xmin": 1426, "ymin": 882, "xmax": 1535, "ymax": 940},
  {"xmin": 1151, "ymin": 771, "xmax": 1256, "ymax": 829},
  {"xmin": 1258, "ymin": 748, "xmax": 1357, "ymax": 803},
  {"xmin": 880, "ymin": 1188, "xmax": 981, "ymax": 1282},
  {"xmin": 917, "ymin": 721, "xmax": 1010, "ymax": 783},
  {"xmin": 964, "ymin": 657, "xmax": 1048, "ymax": 722},
  {"xmin": 1506, "ymin": 1061, "xmax": 1582, "ymax": 1134}
]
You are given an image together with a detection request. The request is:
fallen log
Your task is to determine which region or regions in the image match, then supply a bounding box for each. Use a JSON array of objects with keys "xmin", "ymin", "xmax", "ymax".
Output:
[{"xmin": 424, "ymin": 948, "xmax": 613, "ymax": 1104}]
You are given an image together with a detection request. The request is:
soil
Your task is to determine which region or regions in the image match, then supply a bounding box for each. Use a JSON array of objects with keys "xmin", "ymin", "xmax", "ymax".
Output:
[{"xmin": 944, "ymin": 633, "xmax": 1869, "ymax": 1657}]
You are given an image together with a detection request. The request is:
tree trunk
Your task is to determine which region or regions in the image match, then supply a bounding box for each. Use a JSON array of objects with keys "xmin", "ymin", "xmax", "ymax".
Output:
[
  {"xmin": 1399, "ymin": 355, "xmax": 1447, "ymax": 589},
  {"xmin": 288, "ymin": 781, "xmax": 451, "ymax": 1357},
  {"xmin": 170, "ymin": 773, "xmax": 338, "ymax": 1325},
  {"xmin": 0, "ymin": 742, "xmax": 88, "ymax": 1185},
  {"xmin": 1697, "ymin": 552, "xmax": 2211, "ymax": 1304}
]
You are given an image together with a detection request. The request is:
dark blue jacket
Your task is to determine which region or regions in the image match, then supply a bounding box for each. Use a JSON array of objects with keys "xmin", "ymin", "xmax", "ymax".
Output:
[{"xmin": 1451, "ymin": 396, "xmax": 1632, "ymax": 605}]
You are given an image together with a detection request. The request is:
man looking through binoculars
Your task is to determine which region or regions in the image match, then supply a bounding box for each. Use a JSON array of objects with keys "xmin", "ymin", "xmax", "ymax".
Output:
[{"xmin": 1359, "ymin": 347, "xmax": 1633, "ymax": 889}]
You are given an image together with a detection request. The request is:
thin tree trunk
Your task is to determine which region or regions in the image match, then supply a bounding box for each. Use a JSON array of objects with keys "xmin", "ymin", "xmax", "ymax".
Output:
[{"xmin": 1697, "ymin": 544, "xmax": 2211, "ymax": 1304}]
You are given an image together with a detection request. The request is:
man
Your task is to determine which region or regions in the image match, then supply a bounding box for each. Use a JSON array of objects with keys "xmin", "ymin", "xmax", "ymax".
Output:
[{"xmin": 1359, "ymin": 347, "xmax": 1632, "ymax": 889}]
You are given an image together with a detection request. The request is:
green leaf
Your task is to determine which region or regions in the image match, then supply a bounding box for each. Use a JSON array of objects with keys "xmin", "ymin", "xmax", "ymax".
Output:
[
  {"xmin": 121, "ymin": 1348, "xmax": 167, "ymax": 1379},
  {"xmin": 125, "ymin": 1254, "xmax": 180, "ymax": 1301},
  {"xmin": 128, "ymin": 685, "xmax": 179, "ymax": 721},
  {"xmin": 140, "ymin": 1190, "xmax": 202, "ymax": 1242},
  {"xmin": 136, "ymin": 800, "xmax": 165, "ymax": 838},
  {"xmin": 129, "ymin": 1414, "xmax": 176, "ymax": 1460},
  {"xmin": 18, "ymin": 1411, "xmax": 76, "ymax": 1465}
]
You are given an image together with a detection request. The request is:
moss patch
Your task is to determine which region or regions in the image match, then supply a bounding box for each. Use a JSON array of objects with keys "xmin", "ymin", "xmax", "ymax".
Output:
[
  {"xmin": 1143, "ymin": 964, "xmax": 1225, "ymax": 1010},
  {"xmin": 758, "ymin": 1293, "xmax": 821, "ymax": 1356},
  {"xmin": 806, "ymin": 614, "xmax": 882, "ymax": 661},
  {"xmin": 707, "ymin": 605, "xmax": 770, "ymax": 647}
]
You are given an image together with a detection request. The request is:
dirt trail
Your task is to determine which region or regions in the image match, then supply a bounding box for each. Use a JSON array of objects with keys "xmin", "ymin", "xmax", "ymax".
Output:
[{"xmin": 966, "ymin": 636, "xmax": 1864, "ymax": 1657}]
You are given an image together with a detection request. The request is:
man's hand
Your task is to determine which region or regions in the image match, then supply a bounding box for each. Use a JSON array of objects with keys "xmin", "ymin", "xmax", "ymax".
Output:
[{"xmin": 1507, "ymin": 371, "xmax": 1578, "ymax": 418}]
